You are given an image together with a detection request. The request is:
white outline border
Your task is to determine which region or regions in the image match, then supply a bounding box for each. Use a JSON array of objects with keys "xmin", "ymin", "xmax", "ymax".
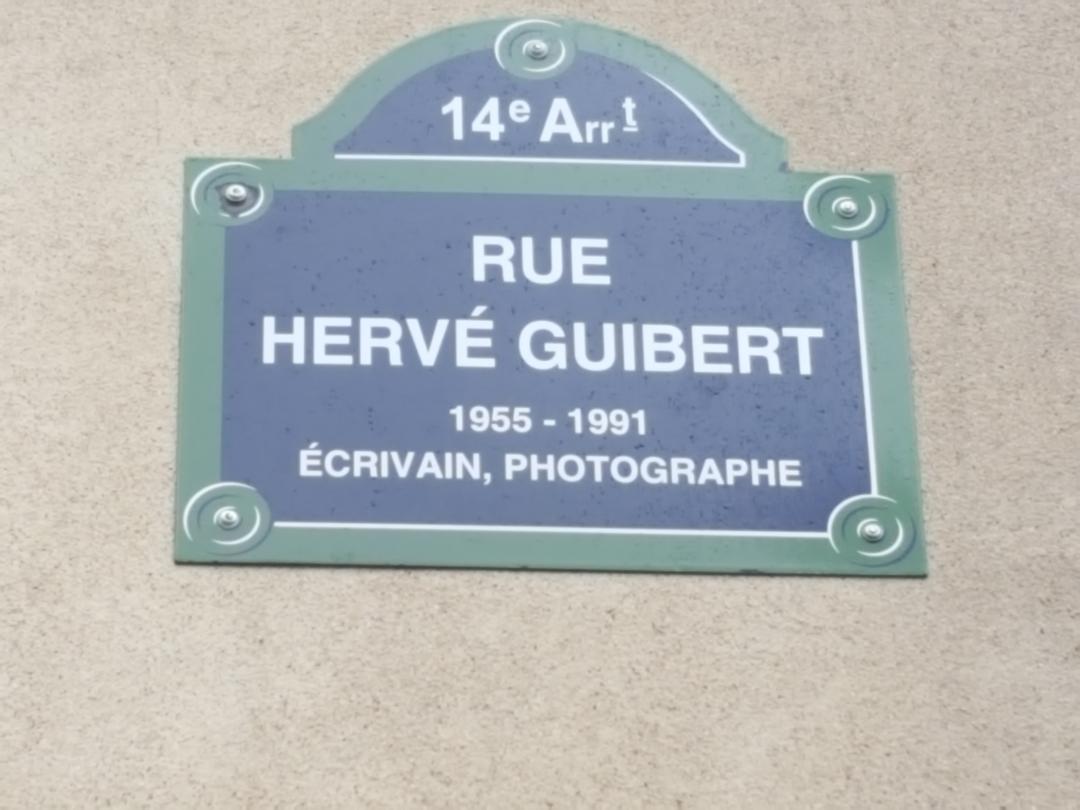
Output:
[
  {"xmin": 332, "ymin": 23, "xmax": 746, "ymax": 170},
  {"xmin": 643, "ymin": 72, "xmax": 746, "ymax": 167},
  {"xmin": 852, "ymin": 239, "xmax": 879, "ymax": 495},
  {"xmin": 334, "ymin": 154, "xmax": 742, "ymax": 169},
  {"xmin": 269, "ymin": 238, "xmax": 875, "ymax": 541},
  {"xmin": 275, "ymin": 521, "xmax": 824, "ymax": 538}
]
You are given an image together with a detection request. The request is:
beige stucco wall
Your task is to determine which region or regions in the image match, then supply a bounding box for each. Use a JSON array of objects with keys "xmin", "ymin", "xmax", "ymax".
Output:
[{"xmin": 2, "ymin": 0, "xmax": 1078, "ymax": 806}]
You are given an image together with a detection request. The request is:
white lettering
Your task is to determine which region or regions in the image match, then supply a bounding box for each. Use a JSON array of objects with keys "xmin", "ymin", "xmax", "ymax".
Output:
[
  {"xmin": 313, "ymin": 316, "xmax": 352, "ymax": 365},
  {"xmin": 539, "ymin": 98, "xmax": 583, "ymax": 143},
  {"xmin": 570, "ymin": 238, "xmax": 611, "ymax": 285},
  {"xmin": 472, "ymin": 235, "xmax": 515, "ymax": 282},
  {"xmin": 781, "ymin": 327, "xmax": 825, "ymax": 376},
  {"xmin": 519, "ymin": 321, "xmax": 567, "ymax": 370},
  {"xmin": 737, "ymin": 327, "xmax": 781, "ymax": 374},
  {"xmin": 641, "ymin": 324, "xmax": 686, "ymax": 372},
  {"xmin": 262, "ymin": 315, "xmax": 305, "ymax": 365}
]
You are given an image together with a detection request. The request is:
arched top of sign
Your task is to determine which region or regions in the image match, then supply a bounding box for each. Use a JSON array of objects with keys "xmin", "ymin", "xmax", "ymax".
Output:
[{"xmin": 293, "ymin": 18, "xmax": 787, "ymax": 171}]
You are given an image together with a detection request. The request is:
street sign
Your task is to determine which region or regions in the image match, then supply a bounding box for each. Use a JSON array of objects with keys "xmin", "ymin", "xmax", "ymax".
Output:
[{"xmin": 176, "ymin": 18, "xmax": 926, "ymax": 575}]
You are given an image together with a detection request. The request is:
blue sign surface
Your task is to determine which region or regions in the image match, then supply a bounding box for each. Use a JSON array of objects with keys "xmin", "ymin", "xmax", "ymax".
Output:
[{"xmin": 222, "ymin": 191, "xmax": 870, "ymax": 534}]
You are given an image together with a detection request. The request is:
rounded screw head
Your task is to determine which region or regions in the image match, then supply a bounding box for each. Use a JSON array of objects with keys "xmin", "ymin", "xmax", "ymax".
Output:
[
  {"xmin": 523, "ymin": 39, "xmax": 550, "ymax": 60},
  {"xmin": 214, "ymin": 506, "xmax": 242, "ymax": 530},
  {"xmin": 858, "ymin": 519, "xmax": 886, "ymax": 542},
  {"xmin": 833, "ymin": 197, "xmax": 860, "ymax": 219},
  {"xmin": 222, "ymin": 183, "xmax": 249, "ymax": 205}
]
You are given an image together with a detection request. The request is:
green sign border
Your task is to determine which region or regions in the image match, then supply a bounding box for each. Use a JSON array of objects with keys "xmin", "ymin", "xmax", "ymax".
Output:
[{"xmin": 176, "ymin": 18, "xmax": 927, "ymax": 576}]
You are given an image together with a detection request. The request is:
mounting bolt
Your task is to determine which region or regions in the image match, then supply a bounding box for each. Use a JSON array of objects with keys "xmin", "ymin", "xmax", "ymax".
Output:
[
  {"xmin": 833, "ymin": 197, "xmax": 860, "ymax": 219},
  {"xmin": 523, "ymin": 39, "xmax": 549, "ymax": 60},
  {"xmin": 222, "ymin": 183, "xmax": 249, "ymax": 205},
  {"xmin": 858, "ymin": 519, "xmax": 886, "ymax": 543},
  {"xmin": 214, "ymin": 506, "xmax": 242, "ymax": 531}
]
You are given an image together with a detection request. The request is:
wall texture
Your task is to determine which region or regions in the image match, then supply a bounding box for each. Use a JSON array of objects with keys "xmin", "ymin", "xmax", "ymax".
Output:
[{"xmin": 1, "ymin": 0, "xmax": 1077, "ymax": 806}]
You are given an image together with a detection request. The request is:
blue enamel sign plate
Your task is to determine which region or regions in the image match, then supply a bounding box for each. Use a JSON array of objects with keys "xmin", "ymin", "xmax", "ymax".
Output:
[{"xmin": 176, "ymin": 19, "xmax": 927, "ymax": 575}]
